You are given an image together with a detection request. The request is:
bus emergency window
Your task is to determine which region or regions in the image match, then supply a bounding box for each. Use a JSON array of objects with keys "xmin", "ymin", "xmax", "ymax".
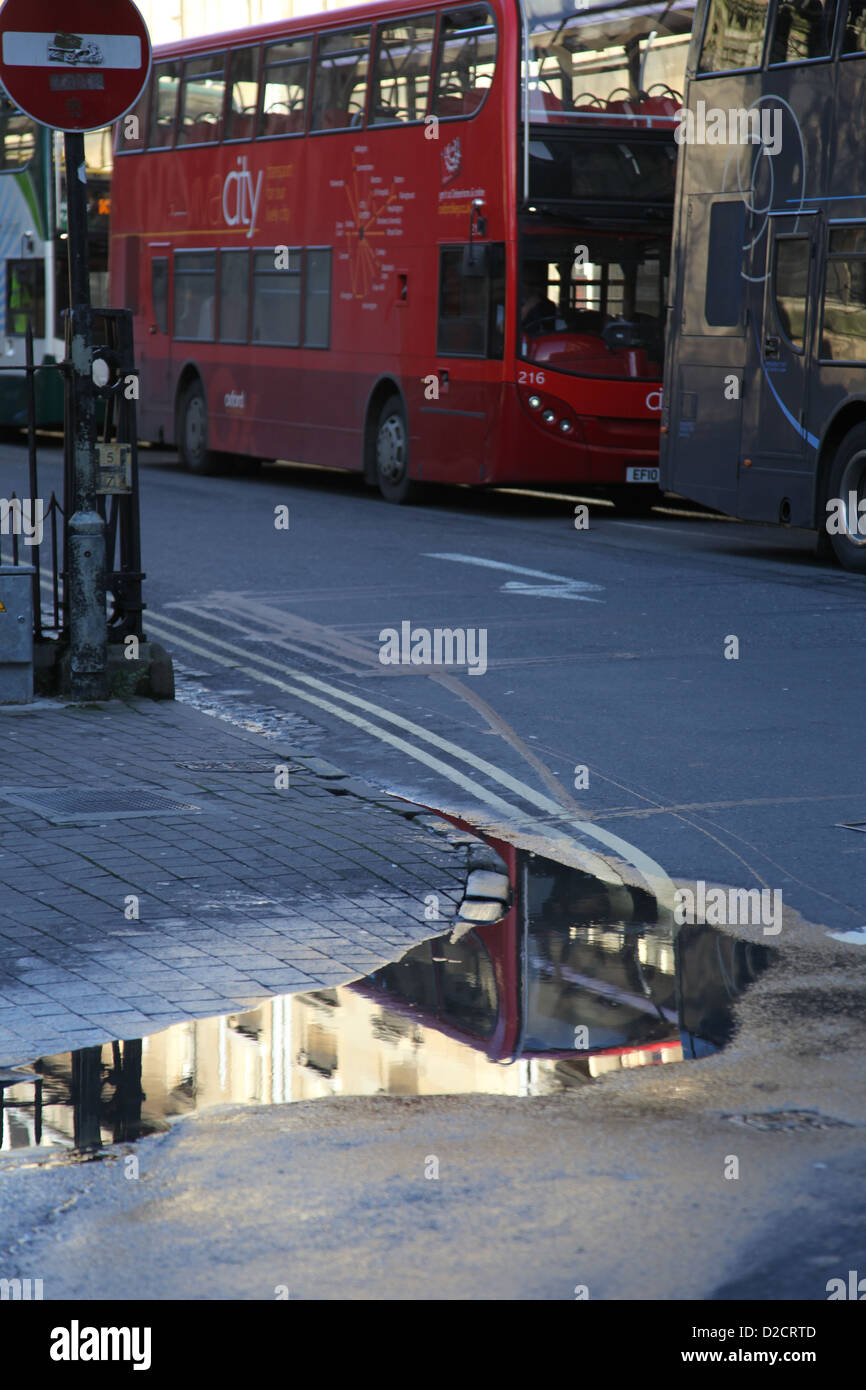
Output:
[
  {"xmin": 773, "ymin": 238, "xmax": 809, "ymax": 348},
  {"xmin": 770, "ymin": 0, "xmax": 838, "ymax": 61},
  {"xmin": 304, "ymin": 249, "xmax": 331, "ymax": 347},
  {"xmin": 371, "ymin": 17, "xmax": 436, "ymax": 123},
  {"xmin": 226, "ymin": 48, "xmax": 259, "ymax": 141},
  {"xmin": 252, "ymin": 247, "xmax": 301, "ymax": 344},
  {"xmin": 698, "ymin": 0, "xmax": 771, "ymax": 71},
  {"xmin": 0, "ymin": 96, "xmax": 35, "ymax": 169},
  {"xmin": 820, "ymin": 227, "xmax": 866, "ymax": 359},
  {"xmin": 173, "ymin": 252, "xmax": 216, "ymax": 340},
  {"xmin": 220, "ymin": 250, "xmax": 249, "ymax": 341},
  {"xmin": 311, "ymin": 27, "xmax": 372, "ymax": 131},
  {"xmin": 260, "ymin": 38, "xmax": 312, "ymax": 137},
  {"xmin": 179, "ymin": 53, "xmax": 227, "ymax": 144},
  {"xmin": 151, "ymin": 258, "xmax": 168, "ymax": 334},
  {"xmin": 842, "ymin": 0, "xmax": 866, "ymax": 50},
  {"xmin": 6, "ymin": 260, "xmax": 44, "ymax": 336},
  {"xmin": 148, "ymin": 63, "xmax": 181, "ymax": 148},
  {"xmin": 705, "ymin": 201, "xmax": 746, "ymax": 326},
  {"xmin": 432, "ymin": 6, "xmax": 497, "ymax": 117}
]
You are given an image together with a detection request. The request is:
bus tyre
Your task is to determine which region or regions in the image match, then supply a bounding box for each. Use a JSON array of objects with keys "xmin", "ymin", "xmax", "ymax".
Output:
[
  {"xmin": 178, "ymin": 380, "xmax": 218, "ymax": 475},
  {"xmin": 376, "ymin": 394, "xmax": 415, "ymax": 504},
  {"xmin": 609, "ymin": 484, "xmax": 661, "ymax": 517},
  {"xmin": 825, "ymin": 426, "xmax": 866, "ymax": 573}
]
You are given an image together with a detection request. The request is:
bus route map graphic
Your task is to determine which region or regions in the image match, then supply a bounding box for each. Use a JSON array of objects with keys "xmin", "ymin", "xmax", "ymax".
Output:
[{"xmin": 333, "ymin": 148, "xmax": 409, "ymax": 302}]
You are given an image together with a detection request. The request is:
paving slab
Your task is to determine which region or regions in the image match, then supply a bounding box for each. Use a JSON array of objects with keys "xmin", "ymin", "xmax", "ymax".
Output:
[{"xmin": 0, "ymin": 697, "xmax": 476, "ymax": 1064}]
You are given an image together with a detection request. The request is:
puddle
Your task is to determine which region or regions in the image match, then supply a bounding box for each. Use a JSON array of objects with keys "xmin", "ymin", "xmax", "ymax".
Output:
[{"xmin": 0, "ymin": 845, "xmax": 775, "ymax": 1156}]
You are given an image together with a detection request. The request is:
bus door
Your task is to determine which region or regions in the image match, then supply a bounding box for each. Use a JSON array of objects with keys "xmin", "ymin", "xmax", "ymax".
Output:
[
  {"xmin": 138, "ymin": 248, "xmax": 173, "ymax": 423},
  {"xmin": 739, "ymin": 211, "xmax": 819, "ymax": 519},
  {"xmin": 421, "ymin": 243, "xmax": 502, "ymax": 481}
]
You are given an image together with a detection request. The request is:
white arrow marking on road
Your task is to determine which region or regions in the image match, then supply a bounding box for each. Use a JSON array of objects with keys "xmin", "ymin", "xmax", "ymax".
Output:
[{"xmin": 424, "ymin": 552, "xmax": 603, "ymax": 601}]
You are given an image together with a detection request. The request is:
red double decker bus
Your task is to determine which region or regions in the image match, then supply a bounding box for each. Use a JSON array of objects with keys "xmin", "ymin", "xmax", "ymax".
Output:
[{"xmin": 109, "ymin": 0, "xmax": 693, "ymax": 505}]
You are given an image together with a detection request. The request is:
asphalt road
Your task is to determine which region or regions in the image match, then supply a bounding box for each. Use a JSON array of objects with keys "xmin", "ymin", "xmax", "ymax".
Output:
[{"xmin": 3, "ymin": 438, "xmax": 865, "ymax": 937}]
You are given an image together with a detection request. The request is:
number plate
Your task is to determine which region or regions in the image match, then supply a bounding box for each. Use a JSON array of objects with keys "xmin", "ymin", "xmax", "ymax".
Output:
[
  {"xmin": 626, "ymin": 466, "xmax": 659, "ymax": 484},
  {"xmin": 96, "ymin": 442, "xmax": 132, "ymax": 494}
]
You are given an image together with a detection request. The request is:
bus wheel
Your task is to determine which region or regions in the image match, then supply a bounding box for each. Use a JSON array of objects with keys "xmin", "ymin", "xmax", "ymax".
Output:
[
  {"xmin": 375, "ymin": 394, "xmax": 415, "ymax": 503},
  {"xmin": 608, "ymin": 484, "xmax": 662, "ymax": 517},
  {"xmin": 178, "ymin": 380, "xmax": 217, "ymax": 475},
  {"xmin": 825, "ymin": 425, "xmax": 866, "ymax": 573}
]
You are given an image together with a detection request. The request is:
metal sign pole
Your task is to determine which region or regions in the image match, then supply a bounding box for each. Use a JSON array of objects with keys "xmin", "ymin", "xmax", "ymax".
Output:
[{"xmin": 64, "ymin": 129, "xmax": 107, "ymax": 700}]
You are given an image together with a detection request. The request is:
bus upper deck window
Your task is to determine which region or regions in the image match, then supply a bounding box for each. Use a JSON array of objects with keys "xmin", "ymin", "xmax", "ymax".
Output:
[
  {"xmin": 0, "ymin": 96, "xmax": 36, "ymax": 169},
  {"xmin": 178, "ymin": 53, "xmax": 227, "ymax": 145},
  {"xmin": 148, "ymin": 63, "xmax": 180, "ymax": 148},
  {"xmin": 371, "ymin": 16, "xmax": 436, "ymax": 124},
  {"xmin": 226, "ymin": 48, "xmax": 260, "ymax": 141},
  {"xmin": 841, "ymin": 0, "xmax": 866, "ymax": 50},
  {"xmin": 770, "ymin": 0, "xmax": 838, "ymax": 62},
  {"xmin": 311, "ymin": 27, "xmax": 372, "ymax": 132},
  {"xmin": 432, "ymin": 5, "xmax": 497, "ymax": 118},
  {"xmin": 698, "ymin": 0, "xmax": 771, "ymax": 72},
  {"xmin": 117, "ymin": 89, "xmax": 147, "ymax": 153},
  {"xmin": 259, "ymin": 38, "xmax": 313, "ymax": 137}
]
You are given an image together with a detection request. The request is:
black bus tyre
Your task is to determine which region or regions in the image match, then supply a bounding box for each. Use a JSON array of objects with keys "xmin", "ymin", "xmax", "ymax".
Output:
[
  {"xmin": 825, "ymin": 425, "xmax": 866, "ymax": 573},
  {"xmin": 608, "ymin": 484, "xmax": 662, "ymax": 517},
  {"xmin": 375, "ymin": 394, "xmax": 415, "ymax": 504},
  {"xmin": 178, "ymin": 379, "xmax": 219, "ymax": 475}
]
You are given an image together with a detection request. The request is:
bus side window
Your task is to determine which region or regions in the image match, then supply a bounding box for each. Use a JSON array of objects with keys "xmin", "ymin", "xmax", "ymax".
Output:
[
  {"xmin": 819, "ymin": 227, "xmax": 866, "ymax": 360},
  {"xmin": 260, "ymin": 39, "xmax": 312, "ymax": 138},
  {"xmin": 311, "ymin": 27, "xmax": 372, "ymax": 131},
  {"xmin": 304, "ymin": 248, "xmax": 331, "ymax": 348},
  {"xmin": 842, "ymin": 0, "xmax": 866, "ymax": 49},
  {"xmin": 698, "ymin": 0, "xmax": 771, "ymax": 73},
  {"xmin": 371, "ymin": 16, "xmax": 436, "ymax": 124},
  {"xmin": 152, "ymin": 258, "xmax": 168, "ymax": 335},
  {"xmin": 432, "ymin": 5, "xmax": 498, "ymax": 118},
  {"xmin": 226, "ymin": 47, "xmax": 260, "ymax": 141},
  {"xmin": 117, "ymin": 88, "xmax": 147, "ymax": 154},
  {"xmin": 178, "ymin": 53, "xmax": 227, "ymax": 145},
  {"xmin": 148, "ymin": 62, "xmax": 180, "ymax": 149},
  {"xmin": 173, "ymin": 252, "xmax": 216, "ymax": 341},
  {"xmin": 770, "ymin": 0, "xmax": 838, "ymax": 62},
  {"xmin": 219, "ymin": 250, "xmax": 249, "ymax": 342},
  {"xmin": 7, "ymin": 260, "xmax": 45, "ymax": 336}
]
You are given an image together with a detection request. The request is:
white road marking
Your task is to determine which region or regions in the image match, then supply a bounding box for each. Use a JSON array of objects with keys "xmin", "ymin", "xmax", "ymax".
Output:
[
  {"xmin": 424, "ymin": 552, "xmax": 604, "ymax": 601},
  {"xmin": 140, "ymin": 604, "xmax": 673, "ymax": 906}
]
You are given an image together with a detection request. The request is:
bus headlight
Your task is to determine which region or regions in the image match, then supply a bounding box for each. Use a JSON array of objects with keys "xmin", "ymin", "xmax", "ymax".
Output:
[
  {"xmin": 528, "ymin": 394, "xmax": 542, "ymax": 409},
  {"xmin": 542, "ymin": 409, "xmax": 555, "ymax": 423},
  {"xmin": 559, "ymin": 419, "xmax": 573, "ymax": 434}
]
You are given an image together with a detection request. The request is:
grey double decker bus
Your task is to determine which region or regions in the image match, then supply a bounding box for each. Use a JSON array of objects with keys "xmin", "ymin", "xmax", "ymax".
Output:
[{"xmin": 660, "ymin": 0, "xmax": 866, "ymax": 572}]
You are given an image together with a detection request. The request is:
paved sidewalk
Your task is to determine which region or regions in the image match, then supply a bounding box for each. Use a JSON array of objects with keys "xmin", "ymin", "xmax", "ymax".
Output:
[{"xmin": 0, "ymin": 697, "xmax": 473, "ymax": 1066}]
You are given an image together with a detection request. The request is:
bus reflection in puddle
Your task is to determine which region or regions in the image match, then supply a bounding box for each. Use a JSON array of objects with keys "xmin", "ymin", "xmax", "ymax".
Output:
[{"xmin": 0, "ymin": 847, "xmax": 775, "ymax": 1154}]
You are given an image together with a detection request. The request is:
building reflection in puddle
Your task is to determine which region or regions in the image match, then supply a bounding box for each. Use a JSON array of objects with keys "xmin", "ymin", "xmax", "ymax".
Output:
[{"xmin": 0, "ymin": 844, "xmax": 775, "ymax": 1153}]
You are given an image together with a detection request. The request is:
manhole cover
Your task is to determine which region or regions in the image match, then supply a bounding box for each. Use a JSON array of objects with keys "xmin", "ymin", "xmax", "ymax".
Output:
[
  {"xmin": 176, "ymin": 761, "xmax": 306, "ymax": 773},
  {"xmin": 0, "ymin": 786, "xmax": 202, "ymax": 823},
  {"xmin": 725, "ymin": 1110, "xmax": 853, "ymax": 1133}
]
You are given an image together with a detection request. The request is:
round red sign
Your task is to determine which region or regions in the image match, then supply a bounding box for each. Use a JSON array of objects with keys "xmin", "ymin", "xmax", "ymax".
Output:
[{"xmin": 0, "ymin": 0, "xmax": 151, "ymax": 132}]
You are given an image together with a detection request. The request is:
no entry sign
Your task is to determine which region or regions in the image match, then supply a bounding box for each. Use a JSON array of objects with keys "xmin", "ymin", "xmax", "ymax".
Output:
[{"xmin": 0, "ymin": 0, "xmax": 151, "ymax": 131}]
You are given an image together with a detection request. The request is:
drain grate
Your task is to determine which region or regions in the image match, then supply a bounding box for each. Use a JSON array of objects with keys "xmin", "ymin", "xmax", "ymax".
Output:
[
  {"xmin": 725, "ymin": 1109, "xmax": 854, "ymax": 1133},
  {"xmin": 0, "ymin": 786, "xmax": 202, "ymax": 823}
]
